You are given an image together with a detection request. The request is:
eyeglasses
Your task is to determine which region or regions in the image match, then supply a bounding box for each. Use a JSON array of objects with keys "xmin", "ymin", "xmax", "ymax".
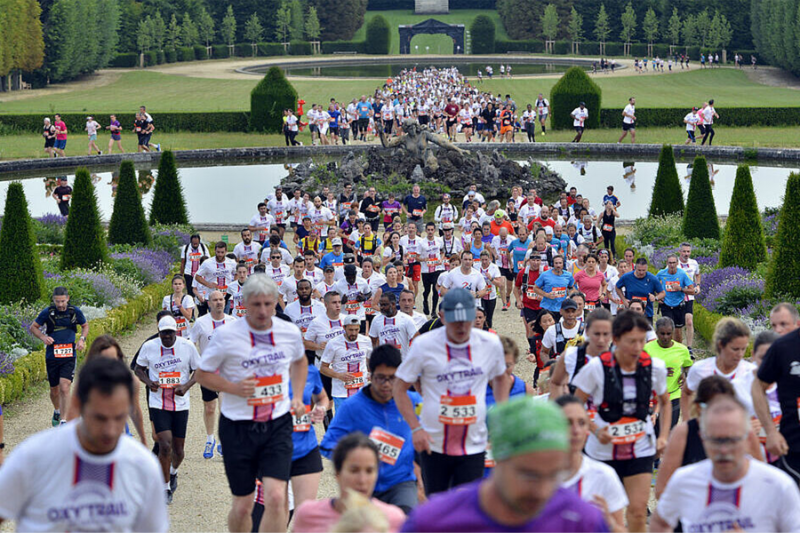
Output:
[
  {"xmin": 371, "ymin": 374, "xmax": 396, "ymax": 385},
  {"xmin": 704, "ymin": 435, "xmax": 747, "ymax": 447}
]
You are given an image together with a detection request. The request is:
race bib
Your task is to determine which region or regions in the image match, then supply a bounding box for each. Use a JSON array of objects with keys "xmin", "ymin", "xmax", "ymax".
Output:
[
  {"xmin": 407, "ymin": 252, "xmax": 419, "ymax": 263},
  {"xmin": 234, "ymin": 305, "xmax": 247, "ymax": 317},
  {"xmin": 248, "ymin": 375, "xmax": 284, "ymax": 406},
  {"xmin": 484, "ymin": 443, "xmax": 496, "ymax": 468},
  {"xmin": 344, "ymin": 300, "xmax": 360, "ymax": 314},
  {"xmin": 159, "ymin": 371, "xmax": 181, "ymax": 388},
  {"xmin": 608, "ymin": 417, "xmax": 646, "ymax": 445},
  {"xmin": 517, "ymin": 260, "xmax": 524, "ymax": 271},
  {"xmin": 413, "ymin": 209, "xmax": 423, "ymax": 217},
  {"xmin": 345, "ymin": 372, "xmax": 366, "ymax": 390},
  {"xmin": 526, "ymin": 287, "xmax": 541, "ymax": 300},
  {"xmin": 53, "ymin": 343, "xmax": 73, "ymax": 358},
  {"xmin": 631, "ymin": 295, "xmax": 648, "ymax": 304},
  {"xmin": 585, "ymin": 301, "xmax": 597, "ymax": 312},
  {"xmin": 439, "ymin": 395, "xmax": 478, "ymax": 426},
  {"xmin": 292, "ymin": 405, "xmax": 312, "ymax": 432},
  {"xmin": 552, "ymin": 287, "xmax": 567, "ymax": 298},
  {"xmin": 364, "ymin": 300, "xmax": 375, "ymax": 315},
  {"xmin": 665, "ymin": 280, "xmax": 682, "ymax": 292},
  {"xmin": 62, "ymin": 195, "xmax": 71, "ymax": 202},
  {"xmin": 602, "ymin": 224, "xmax": 613, "ymax": 232},
  {"xmin": 175, "ymin": 317, "xmax": 187, "ymax": 331},
  {"xmin": 369, "ymin": 427, "xmax": 405, "ymax": 465}
]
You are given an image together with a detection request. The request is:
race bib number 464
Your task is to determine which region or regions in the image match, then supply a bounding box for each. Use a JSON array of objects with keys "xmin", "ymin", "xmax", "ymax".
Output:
[
  {"xmin": 439, "ymin": 395, "xmax": 478, "ymax": 425},
  {"xmin": 248, "ymin": 375, "xmax": 284, "ymax": 406},
  {"xmin": 292, "ymin": 405, "xmax": 312, "ymax": 432}
]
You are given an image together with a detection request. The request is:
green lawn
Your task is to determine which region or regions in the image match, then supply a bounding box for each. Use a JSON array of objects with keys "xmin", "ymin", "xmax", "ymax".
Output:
[
  {"xmin": 2, "ymin": 68, "xmax": 797, "ymax": 116},
  {"xmin": 3, "ymin": 126, "xmax": 800, "ymax": 161},
  {"xmin": 351, "ymin": 10, "xmax": 509, "ymax": 55}
]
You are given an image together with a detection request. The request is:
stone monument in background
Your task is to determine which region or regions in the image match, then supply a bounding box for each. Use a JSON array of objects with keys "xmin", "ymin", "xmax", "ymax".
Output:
[{"xmin": 415, "ymin": 0, "xmax": 449, "ymax": 14}]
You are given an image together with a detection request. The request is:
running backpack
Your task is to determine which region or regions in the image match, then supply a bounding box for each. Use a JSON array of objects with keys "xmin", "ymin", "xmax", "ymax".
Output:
[
  {"xmin": 45, "ymin": 305, "xmax": 78, "ymax": 334},
  {"xmin": 554, "ymin": 321, "xmax": 586, "ymax": 357},
  {"xmin": 598, "ymin": 351, "xmax": 653, "ymax": 423},
  {"xmin": 567, "ymin": 343, "xmax": 590, "ymax": 394}
]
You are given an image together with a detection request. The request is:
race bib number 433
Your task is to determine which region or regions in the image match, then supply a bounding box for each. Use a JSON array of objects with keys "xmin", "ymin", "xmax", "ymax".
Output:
[
  {"xmin": 248, "ymin": 375, "xmax": 284, "ymax": 406},
  {"xmin": 439, "ymin": 395, "xmax": 478, "ymax": 425}
]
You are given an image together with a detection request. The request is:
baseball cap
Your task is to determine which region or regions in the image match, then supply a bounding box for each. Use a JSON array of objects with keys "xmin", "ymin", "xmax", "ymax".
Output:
[
  {"xmin": 442, "ymin": 223, "xmax": 454, "ymax": 230},
  {"xmin": 59, "ymin": 176, "xmax": 68, "ymax": 181},
  {"xmin": 344, "ymin": 264, "xmax": 357, "ymax": 275},
  {"xmin": 544, "ymin": 226, "xmax": 554, "ymax": 236},
  {"xmin": 158, "ymin": 316, "xmax": 178, "ymax": 332},
  {"xmin": 580, "ymin": 101, "xmax": 586, "ymax": 106},
  {"xmin": 441, "ymin": 288, "xmax": 476, "ymax": 323},
  {"xmin": 342, "ymin": 315, "xmax": 361, "ymax": 326},
  {"xmin": 323, "ymin": 265, "xmax": 335, "ymax": 273},
  {"xmin": 468, "ymin": 190, "xmax": 476, "ymax": 196},
  {"xmin": 494, "ymin": 209, "xmax": 506, "ymax": 219},
  {"xmin": 488, "ymin": 397, "xmax": 569, "ymax": 461},
  {"xmin": 560, "ymin": 298, "xmax": 578, "ymax": 311},
  {"xmin": 332, "ymin": 238, "xmax": 343, "ymax": 246}
]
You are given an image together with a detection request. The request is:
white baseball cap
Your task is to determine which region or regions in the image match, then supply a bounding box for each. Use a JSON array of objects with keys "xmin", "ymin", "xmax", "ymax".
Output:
[
  {"xmin": 342, "ymin": 315, "xmax": 361, "ymax": 326},
  {"xmin": 158, "ymin": 316, "xmax": 178, "ymax": 331}
]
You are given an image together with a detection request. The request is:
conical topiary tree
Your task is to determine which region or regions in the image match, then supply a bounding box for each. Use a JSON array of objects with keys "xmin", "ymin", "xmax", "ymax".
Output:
[
  {"xmin": 682, "ymin": 156, "xmax": 720, "ymax": 240},
  {"xmin": 249, "ymin": 66, "xmax": 298, "ymax": 133},
  {"xmin": 365, "ymin": 15, "xmax": 391, "ymax": 54},
  {"xmin": 61, "ymin": 168, "xmax": 108, "ymax": 270},
  {"xmin": 648, "ymin": 144, "xmax": 685, "ymax": 217},
  {"xmin": 550, "ymin": 67, "xmax": 602, "ymax": 130},
  {"xmin": 109, "ymin": 161, "xmax": 152, "ymax": 246},
  {"xmin": 719, "ymin": 165, "xmax": 766, "ymax": 270},
  {"xmin": 149, "ymin": 150, "xmax": 189, "ymax": 226},
  {"xmin": 766, "ymin": 172, "xmax": 800, "ymax": 298},
  {"xmin": 0, "ymin": 183, "xmax": 44, "ymax": 303}
]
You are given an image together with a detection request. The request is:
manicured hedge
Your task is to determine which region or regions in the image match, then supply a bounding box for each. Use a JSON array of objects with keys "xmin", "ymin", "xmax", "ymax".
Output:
[
  {"xmin": 178, "ymin": 46, "xmax": 195, "ymax": 62},
  {"xmin": 144, "ymin": 51, "xmax": 158, "ymax": 67},
  {"xmin": 212, "ymin": 44, "xmax": 230, "ymax": 59},
  {"xmin": 111, "ymin": 52, "xmax": 138, "ymax": 68},
  {"xmin": 258, "ymin": 42, "xmax": 287, "ymax": 56},
  {"xmin": 165, "ymin": 48, "xmax": 177, "ymax": 63},
  {"xmin": 598, "ymin": 107, "xmax": 800, "ymax": 128},
  {"xmin": 322, "ymin": 40, "xmax": 367, "ymax": 54},
  {"xmin": 0, "ymin": 113, "xmax": 250, "ymax": 134},
  {"xmin": 0, "ymin": 276, "xmax": 173, "ymax": 405},
  {"xmin": 250, "ymin": 66, "xmax": 297, "ymax": 133},
  {"xmin": 234, "ymin": 43, "xmax": 252, "ymax": 57},
  {"xmin": 494, "ymin": 40, "xmax": 701, "ymax": 60},
  {"xmin": 194, "ymin": 45, "xmax": 208, "ymax": 60},
  {"xmin": 470, "ymin": 15, "xmax": 496, "ymax": 54},
  {"xmin": 289, "ymin": 40, "xmax": 313, "ymax": 56},
  {"xmin": 550, "ymin": 66, "xmax": 602, "ymax": 130}
]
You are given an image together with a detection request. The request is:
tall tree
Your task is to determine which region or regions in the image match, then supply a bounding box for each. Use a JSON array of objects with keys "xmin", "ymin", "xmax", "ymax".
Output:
[
  {"xmin": 137, "ymin": 16, "xmax": 153, "ymax": 53},
  {"xmin": 166, "ymin": 13, "xmax": 181, "ymax": 50},
  {"xmin": 594, "ymin": 4, "xmax": 611, "ymax": 44},
  {"xmin": 542, "ymin": 4, "xmax": 560, "ymax": 41},
  {"xmin": 149, "ymin": 151, "xmax": 189, "ymax": 226},
  {"xmin": 181, "ymin": 13, "xmax": 199, "ymax": 47},
  {"xmin": 305, "ymin": 6, "xmax": 321, "ymax": 41},
  {"xmin": 694, "ymin": 10, "xmax": 711, "ymax": 47},
  {"xmin": 642, "ymin": 8, "xmax": 659, "ymax": 45},
  {"xmin": 311, "ymin": 0, "xmax": 367, "ymax": 42},
  {"xmin": 620, "ymin": 3, "xmax": 636, "ymax": 43},
  {"xmin": 567, "ymin": 7, "xmax": 584, "ymax": 43},
  {"xmin": 16, "ymin": 0, "xmax": 45, "ymax": 73},
  {"xmin": 0, "ymin": 182, "xmax": 44, "ymax": 304},
  {"xmin": 709, "ymin": 11, "xmax": 732, "ymax": 50},
  {"xmin": 682, "ymin": 15, "xmax": 698, "ymax": 46},
  {"xmin": 244, "ymin": 13, "xmax": 263, "ymax": 43},
  {"xmin": 62, "ymin": 168, "xmax": 109, "ymax": 270},
  {"xmin": 275, "ymin": 3, "xmax": 290, "ymax": 42},
  {"xmin": 108, "ymin": 161, "xmax": 152, "ymax": 247},
  {"xmin": 668, "ymin": 7, "xmax": 682, "ymax": 46},
  {"xmin": 220, "ymin": 5, "xmax": 236, "ymax": 47},
  {"xmin": 289, "ymin": 0, "xmax": 304, "ymax": 41},
  {"xmin": 197, "ymin": 7, "xmax": 215, "ymax": 47},
  {"xmin": 766, "ymin": 173, "xmax": 800, "ymax": 298},
  {"xmin": 150, "ymin": 10, "xmax": 165, "ymax": 51}
]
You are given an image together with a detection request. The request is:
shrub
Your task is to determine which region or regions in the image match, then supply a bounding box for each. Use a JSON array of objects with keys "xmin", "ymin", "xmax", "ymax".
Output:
[
  {"xmin": 597, "ymin": 107, "xmax": 800, "ymax": 129},
  {"xmin": 249, "ymin": 66, "xmax": 297, "ymax": 133},
  {"xmin": 0, "ymin": 113, "xmax": 250, "ymax": 134},
  {"xmin": 108, "ymin": 161, "xmax": 152, "ymax": 246},
  {"xmin": 550, "ymin": 66, "xmax": 602, "ymax": 130},
  {"xmin": 165, "ymin": 48, "xmax": 177, "ymax": 63},
  {"xmin": 150, "ymin": 224, "xmax": 193, "ymax": 259},
  {"xmin": 766, "ymin": 173, "xmax": 800, "ymax": 298},
  {"xmin": 234, "ymin": 43, "xmax": 251, "ymax": 57},
  {"xmin": 0, "ymin": 183, "xmax": 44, "ymax": 304},
  {"xmin": 365, "ymin": 15, "xmax": 391, "ymax": 55},
  {"xmin": 110, "ymin": 52, "xmax": 138, "ymax": 67},
  {"xmin": 144, "ymin": 51, "xmax": 158, "ymax": 66},
  {"xmin": 470, "ymin": 15, "xmax": 496, "ymax": 54},
  {"xmin": 494, "ymin": 40, "xmax": 544, "ymax": 53},
  {"xmin": 61, "ymin": 169, "xmax": 108, "ymax": 270},
  {"xmin": 33, "ymin": 214, "xmax": 67, "ymax": 244},
  {"xmin": 258, "ymin": 42, "xmax": 286, "ymax": 56},
  {"xmin": 149, "ymin": 151, "xmax": 189, "ymax": 226},
  {"xmin": 719, "ymin": 166, "xmax": 766, "ymax": 270},
  {"xmin": 211, "ymin": 44, "xmax": 230, "ymax": 58},
  {"xmin": 289, "ymin": 40, "xmax": 313, "ymax": 55},
  {"xmin": 193, "ymin": 45, "xmax": 208, "ymax": 60},
  {"xmin": 682, "ymin": 156, "xmax": 720, "ymax": 240},
  {"xmin": 178, "ymin": 46, "xmax": 195, "ymax": 62},
  {"xmin": 628, "ymin": 214, "xmax": 684, "ymax": 249},
  {"xmin": 648, "ymin": 145, "xmax": 685, "ymax": 217},
  {"xmin": 110, "ymin": 248, "xmax": 174, "ymax": 286},
  {"xmin": 156, "ymin": 50, "xmax": 165, "ymax": 64}
]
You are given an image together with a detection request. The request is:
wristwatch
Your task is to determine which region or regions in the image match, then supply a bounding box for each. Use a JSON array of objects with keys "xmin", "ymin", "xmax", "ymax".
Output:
[{"xmin": 0, "ymin": 443, "xmax": 5, "ymax": 450}]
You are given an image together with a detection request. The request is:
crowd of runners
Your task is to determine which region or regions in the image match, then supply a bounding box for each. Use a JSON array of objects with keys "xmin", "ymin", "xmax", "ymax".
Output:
[{"xmin": 2, "ymin": 169, "xmax": 800, "ymax": 533}]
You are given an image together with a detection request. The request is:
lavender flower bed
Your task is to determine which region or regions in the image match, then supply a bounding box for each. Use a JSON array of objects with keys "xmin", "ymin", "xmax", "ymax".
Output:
[
  {"xmin": 0, "ymin": 352, "xmax": 13, "ymax": 376},
  {"xmin": 69, "ymin": 271, "xmax": 125, "ymax": 307},
  {"xmin": 111, "ymin": 249, "xmax": 173, "ymax": 286}
]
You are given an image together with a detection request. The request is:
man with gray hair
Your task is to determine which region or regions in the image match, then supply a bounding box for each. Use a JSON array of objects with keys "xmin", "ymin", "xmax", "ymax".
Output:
[
  {"xmin": 196, "ymin": 274, "xmax": 308, "ymax": 532},
  {"xmin": 29, "ymin": 286, "xmax": 89, "ymax": 426},
  {"xmin": 652, "ymin": 395, "xmax": 800, "ymax": 532}
]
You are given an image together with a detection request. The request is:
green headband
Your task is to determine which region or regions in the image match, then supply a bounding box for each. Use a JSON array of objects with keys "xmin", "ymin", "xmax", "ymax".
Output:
[{"xmin": 488, "ymin": 397, "xmax": 569, "ymax": 461}]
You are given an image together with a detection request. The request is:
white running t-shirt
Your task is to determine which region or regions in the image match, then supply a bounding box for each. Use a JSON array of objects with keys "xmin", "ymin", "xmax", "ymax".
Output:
[
  {"xmin": 321, "ymin": 335, "xmax": 372, "ymax": 398},
  {"xmin": 562, "ymin": 455, "xmax": 629, "ymax": 513},
  {"xmin": 136, "ymin": 337, "xmax": 201, "ymax": 411},
  {"xmin": 284, "ymin": 300, "xmax": 326, "ymax": 333},
  {"xmin": 189, "ymin": 313, "xmax": 237, "ymax": 355},
  {"xmin": 368, "ymin": 312, "xmax": 418, "ymax": 358}
]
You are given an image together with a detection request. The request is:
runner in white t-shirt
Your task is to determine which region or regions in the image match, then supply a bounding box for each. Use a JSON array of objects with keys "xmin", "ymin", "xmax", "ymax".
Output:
[
  {"xmin": 233, "ymin": 229, "xmax": 262, "ymax": 274},
  {"xmin": 226, "ymin": 265, "xmax": 249, "ymax": 318},
  {"xmin": 682, "ymin": 352, "xmax": 756, "ymax": 419},
  {"xmin": 279, "ymin": 257, "xmax": 308, "ymax": 306},
  {"xmin": 195, "ymin": 275, "xmax": 307, "ymax": 532},
  {"xmin": 0, "ymin": 358, "xmax": 169, "ymax": 532},
  {"xmin": 571, "ymin": 103, "xmax": 589, "ymax": 143},
  {"xmin": 678, "ymin": 242, "xmax": 701, "ymax": 349},
  {"xmin": 652, "ymin": 396, "xmax": 800, "ymax": 533},
  {"xmin": 249, "ymin": 203, "xmax": 276, "ymax": 246},
  {"xmin": 419, "ymin": 222, "xmax": 445, "ymax": 316},
  {"xmin": 618, "ymin": 97, "xmax": 636, "ymax": 143},
  {"xmin": 304, "ymin": 291, "xmax": 345, "ymax": 368},
  {"xmin": 683, "ymin": 108, "xmax": 700, "ymax": 145},
  {"xmin": 189, "ymin": 290, "xmax": 237, "ymax": 459},
  {"xmin": 393, "ymin": 288, "xmax": 508, "ymax": 495},
  {"xmin": 557, "ymin": 395, "xmax": 628, "ymax": 530},
  {"xmin": 264, "ymin": 250, "xmax": 291, "ymax": 288},
  {"xmin": 369, "ymin": 292, "xmax": 419, "ymax": 359},
  {"xmin": 333, "ymin": 264, "xmax": 372, "ymax": 326},
  {"xmin": 267, "ymin": 189, "xmax": 290, "ymax": 233},
  {"xmin": 134, "ymin": 316, "xmax": 201, "ymax": 504},
  {"xmin": 195, "ymin": 242, "xmax": 237, "ymax": 293},
  {"xmin": 284, "ymin": 279, "xmax": 325, "ymax": 335},
  {"xmin": 439, "ymin": 251, "xmax": 489, "ymax": 307},
  {"xmin": 320, "ymin": 315, "xmax": 372, "ymax": 411}
]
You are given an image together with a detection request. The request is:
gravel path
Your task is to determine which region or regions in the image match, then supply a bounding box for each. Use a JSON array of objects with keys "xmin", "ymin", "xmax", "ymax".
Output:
[{"xmin": 0, "ymin": 285, "xmax": 538, "ymax": 531}]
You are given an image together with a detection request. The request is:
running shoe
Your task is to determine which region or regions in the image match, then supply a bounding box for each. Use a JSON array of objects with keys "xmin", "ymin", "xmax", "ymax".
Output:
[
  {"xmin": 156, "ymin": 144, "xmax": 162, "ymax": 152},
  {"xmin": 169, "ymin": 473, "xmax": 178, "ymax": 493},
  {"xmin": 51, "ymin": 411, "xmax": 60, "ymax": 427},
  {"xmin": 165, "ymin": 490, "xmax": 173, "ymax": 505},
  {"xmin": 217, "ymin": 443, "xmax": 223, "ymax": 457},
  {"xmin": 203, "ymin": 439, "xmax": 215, "ymax": 459}
]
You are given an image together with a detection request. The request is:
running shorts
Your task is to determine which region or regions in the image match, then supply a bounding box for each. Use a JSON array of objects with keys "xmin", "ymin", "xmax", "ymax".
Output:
[
  {"xmin": 46, "ymin": 357, "xmax": 76, "ymax": 387},
  {"xmin": 291, "ymin": 446, "xmax": 324, "ymax": 477},
  {"xmin": 54, "ymin": 139, "xmax": 67, "ymax": 150},
  {"xmin": 660, "ymin": 302, "xmax": 687, "ymax": 328},
  {"xmin": 111, "ymin": 133, "xmax": 122, "ymax": 141},
  {"xmin": 603, "ymin": 455, "xmax": 654, "ymax": 480},
  {"xmin": 499, "ymin": 267, "xmax": 515, "ymax": 281},
  {"xmin": 574, "ymin": 126, "xmax": 584, "ymax": 133},
  {"xmin": 149, "ymin": 407, "xmax": 190, "ymax": 439},
  {"xmin": 201, "ymin": 385, "xmax": 219, "ymax": 402},
  {"xmin": 622, "ymin": 123, "xmax": 635, "ymax": 131},
  {"xmin": 406, "ymin": 263, "xmax": 421, "ymax": 282},
  {"xmin": 45, "ymin": 137, "xmax": 55, "ymax": 148}
]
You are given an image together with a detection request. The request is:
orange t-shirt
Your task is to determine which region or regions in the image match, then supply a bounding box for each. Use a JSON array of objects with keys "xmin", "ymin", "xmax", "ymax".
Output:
[{"xmin": 490, "ymin": 220, "xmax": 516, "ymax": 236}]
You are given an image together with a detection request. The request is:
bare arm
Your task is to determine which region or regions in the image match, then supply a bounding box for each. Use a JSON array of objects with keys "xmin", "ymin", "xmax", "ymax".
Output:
[
  {"xmin": 289, "ymin": 357, "xmax": 309, "ymax": 417},
  {"xmin": 393, "ymin": 378, "xmax": 433, "ymax": 454},
  {"xmin": 753, "ymin": 377, "xmax": 788, "ymax": 457},
  {"xmin": 550, "ymin": 356, "xmax": 570, "ymax": 392},
  {"xmin": 655, "ymin": 422, "xmax": 688, "ymax": 498},
  {"xmin": 656, "ymin": 391, "xmax": 672, "ymax": 453},
  {"xmin": 680, "ymin": 382, "xmax": 693, "ymax": 422},
  {"xmin": 29, "ymin": 321, "xmax": 54, "ymax": 345}
]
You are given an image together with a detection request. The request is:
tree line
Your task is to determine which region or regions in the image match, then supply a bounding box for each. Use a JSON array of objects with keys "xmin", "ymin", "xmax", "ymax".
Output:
[
  {"xmin": 498, "ymin": 0, "xmax": 750, "ymax": 51},
  {"xmin": 751, "ymin": 0, "xmax": 800, "ymax": 75},
  {"xmin": 0, "ymin": 0, "xmax": 44, "ymax": 89}
]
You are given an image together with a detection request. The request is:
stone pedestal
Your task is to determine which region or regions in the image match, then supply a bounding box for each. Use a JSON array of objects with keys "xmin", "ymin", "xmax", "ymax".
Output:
[{"xmin": 415, "ymin": 0, "xmax": 449, "ymax": 14}]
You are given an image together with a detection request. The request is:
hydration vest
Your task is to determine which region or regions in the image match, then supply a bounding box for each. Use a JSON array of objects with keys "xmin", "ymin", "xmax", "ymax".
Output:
[
  {"xmin": 554, "ymin": 321, "xmax": 585, "ymax": 357},
  {"xmin": 598, "ymin": 351, "xmax": 653, "ymax": 423},
  {"xmin": 45, "ymin": 305, "xmax": 78, "ymax": 334},
  {"xmin": 567, "ymin": 343, "xmax": 589, "ymax": 395}
]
